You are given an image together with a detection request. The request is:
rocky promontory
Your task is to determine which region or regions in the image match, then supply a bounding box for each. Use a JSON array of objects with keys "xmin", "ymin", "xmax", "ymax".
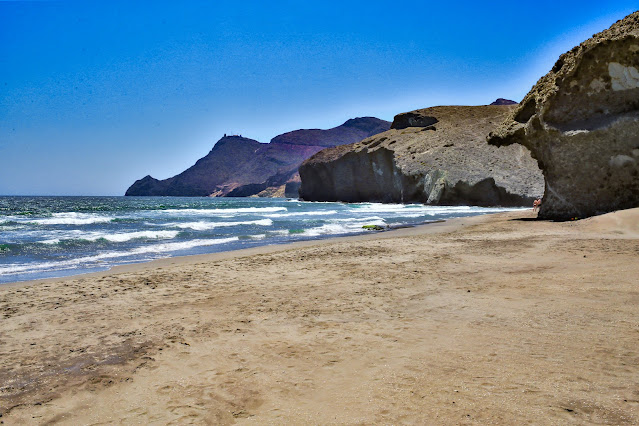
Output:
[
  {"xmin": 299, "ymin": 104, "xmax": 544, "ymax": 206},
  {"xmin": 490, "ymin": 98, "xmax": 517, "ymax": 105},
  {"xmin": 126, "ymin": 117, "xmax": 390, "ymax": 197},
  {"xmin": 488, "ymin": 12, "xmax": 639, "ymax": 219}
]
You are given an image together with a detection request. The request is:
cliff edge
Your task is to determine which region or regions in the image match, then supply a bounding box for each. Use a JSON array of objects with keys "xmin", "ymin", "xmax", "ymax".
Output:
[
  {"xmin": 488, "ymin": 12, "xmax": 639, "ymax": 219},
  {"xmin": 299, "ymin": 104, "xmax": 543, "ymax": 206}
]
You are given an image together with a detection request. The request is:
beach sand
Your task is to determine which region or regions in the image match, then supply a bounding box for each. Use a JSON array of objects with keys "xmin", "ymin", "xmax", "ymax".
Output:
[{"xmin": 1, "ymin": 209, "xmax": 638, "ymax": 424}]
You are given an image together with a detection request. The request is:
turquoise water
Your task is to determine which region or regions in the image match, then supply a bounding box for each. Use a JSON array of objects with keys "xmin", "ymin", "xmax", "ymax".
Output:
[{"xmin": 0, "ymin": 196, "xmax": 521, "ymax": 284}]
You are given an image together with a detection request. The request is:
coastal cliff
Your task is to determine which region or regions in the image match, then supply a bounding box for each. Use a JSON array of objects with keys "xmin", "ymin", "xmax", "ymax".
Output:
[
  {"xmin": 488, "ymin": 11, "xmax": 639, "ymax": 219},
  {"xmin": 299, "ymin": 104, "xmax": 543, "ymax": 206},
  {"xmin": 125, "ymin": 118, "xmax": 390, "ymax": 197}
]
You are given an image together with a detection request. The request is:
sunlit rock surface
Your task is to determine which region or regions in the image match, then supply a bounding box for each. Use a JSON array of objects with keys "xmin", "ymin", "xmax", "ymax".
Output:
[
  {"xmin": 489, "ymin": 12, "xmax": 639, "ymax": 219},
  {"xmin": 299, "ymin": 104, "xmax": 543, "ymax": 206}
]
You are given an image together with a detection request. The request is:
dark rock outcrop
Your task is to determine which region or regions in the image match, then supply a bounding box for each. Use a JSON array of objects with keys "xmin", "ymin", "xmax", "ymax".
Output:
[
  {"xmin": 490, "ymin": 98, "xmax": 517, "ymax": 105},
  {"xmin": 284, "ymin": 180, "xmax": 302, "ymax": 198},
  {"xmin": 126, "ymin": 136, "xmax": 265, "ymax": 196},
  {"xmin": 391, "ymin": 112, "xmax": 438, "ymax": 130},
  {"xmin": 488, "ymin": 12, "xmax": 639, "ymax": 219},
  {"xmin": 126, "ymin": 117, "xmax": 390, "ymax": 197},
  {"xmin": 299, "ymin": 105, "xmax": 543, "ymax": 206}
]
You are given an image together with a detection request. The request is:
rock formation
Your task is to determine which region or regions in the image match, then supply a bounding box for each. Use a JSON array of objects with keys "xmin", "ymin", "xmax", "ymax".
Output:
[
  {"xmin": 299, "ymin": 104, "xmax": 543, "ymax": 206},
  {"xmin": 125, "ymin": 118, "xmax": 390, "ymax": 197},
  {"xmin": 488, "ymin": 12, "xmax": 639, "ymax": 219},
  {"xmin": 490, "ymin": 98, "xmax": 517, "ymax": 105}
]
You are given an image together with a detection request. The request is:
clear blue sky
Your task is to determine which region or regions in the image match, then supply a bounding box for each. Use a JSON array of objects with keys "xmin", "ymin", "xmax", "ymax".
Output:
[{"xmin": 1, "ymin": 1, "xmax": 637, "ymax": 195}]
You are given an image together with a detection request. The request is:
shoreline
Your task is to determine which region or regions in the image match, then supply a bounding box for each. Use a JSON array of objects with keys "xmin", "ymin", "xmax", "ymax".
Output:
[
  {"xmin": 0, "ymin": 216, "xmax": 468, "ymax": 289},
  {"xmin": 2, "ymin": 208, "xmax": 638, "ymax": 423}
]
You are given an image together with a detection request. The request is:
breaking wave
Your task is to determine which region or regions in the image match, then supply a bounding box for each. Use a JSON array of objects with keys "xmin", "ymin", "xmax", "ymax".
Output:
[
  {"xmin": 0, "ymin": 237, "xmax": 239, "ymax": 275},
  {"xmin": 163, "ymin": 219, "xmax": 273, "ymax": 231},
  {"xmin": 40, "ymin": 230, "xmax": 180, "ymax": 245}
]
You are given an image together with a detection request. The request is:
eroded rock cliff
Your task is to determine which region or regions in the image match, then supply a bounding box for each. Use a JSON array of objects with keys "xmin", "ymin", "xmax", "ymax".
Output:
[
  {"xmin": 488, "ymin": 12, "xmax": 639, "ymax": 219},
  {"xmin": 299, "ymin": 105, "xmax": 543, "ymax": 206}
]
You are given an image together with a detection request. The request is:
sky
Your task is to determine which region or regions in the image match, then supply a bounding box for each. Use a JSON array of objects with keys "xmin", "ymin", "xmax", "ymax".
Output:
[{"xmin": 1, "ymin": 1, "xmax": 637, "ymax": 195}]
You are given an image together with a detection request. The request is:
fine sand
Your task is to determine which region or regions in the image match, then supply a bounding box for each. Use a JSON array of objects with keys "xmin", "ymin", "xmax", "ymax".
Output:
[{"xmin": 1, "ymin": 209, "xmax": 639, "ymax": 424}]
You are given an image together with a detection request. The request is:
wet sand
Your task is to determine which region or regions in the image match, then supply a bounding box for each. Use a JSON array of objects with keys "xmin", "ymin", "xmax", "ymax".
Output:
[{"xmin": 1, "ymin": 209, "xmax": 638, "ymax": 424}]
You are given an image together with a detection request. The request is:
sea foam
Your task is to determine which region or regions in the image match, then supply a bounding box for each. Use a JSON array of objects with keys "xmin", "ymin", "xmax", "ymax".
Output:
[
  {"xmin": 160, "ymin": 207, "xmax": 287, "ymax": 215},
  {"xmin": 265, "ymin": 210, "xmax": 338, "ymax": 218},
  {"xmin": 19, "ymin": 212, "xmax": 114, "ymax": 226},
  {"xmin": 39, "ymin": 230, "xmax": 180, "ymax": 245},
  {"xmin": 163, "ymin": 219, "xmax": 273, "ymax": 230},
  {"xmin": 0, "ymin": 237, "xmax": 239, "ymax": 276},
  {"xmin": 302, "ymin": 217, "xmax": 387, "ymax": 237}
]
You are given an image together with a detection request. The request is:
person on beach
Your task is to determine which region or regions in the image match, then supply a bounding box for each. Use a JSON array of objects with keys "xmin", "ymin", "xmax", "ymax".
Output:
[{"xmin": 533, "ymin": 199, "xmax": 542, "ymax": 212}]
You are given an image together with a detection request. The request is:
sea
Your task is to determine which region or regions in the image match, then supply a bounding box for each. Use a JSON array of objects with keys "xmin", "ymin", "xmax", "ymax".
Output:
[{"xmin": 0, "ymin": 196, "xmax": 523, "ymax": 284}]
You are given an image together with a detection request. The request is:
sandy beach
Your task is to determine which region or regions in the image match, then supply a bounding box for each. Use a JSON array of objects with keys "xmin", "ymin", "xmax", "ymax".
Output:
[{"xmin": 1, "ymin": 209, "xmax": 639, "ymax": 424}]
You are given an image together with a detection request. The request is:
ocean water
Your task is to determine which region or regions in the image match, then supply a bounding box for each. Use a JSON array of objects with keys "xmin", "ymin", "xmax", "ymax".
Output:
[{"xmin": 0, "ymin": 196, "xmax": 522, "ymax": 284}]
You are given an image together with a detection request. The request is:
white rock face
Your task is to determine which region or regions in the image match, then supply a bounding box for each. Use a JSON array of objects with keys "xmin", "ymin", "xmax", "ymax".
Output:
[
  {"xmin": 589, "ymin": 78, "xmax": 606, "ymax": 92},
  {"xmin": 609, "ymin": 154, "xmax": 637, "ymax": 168},
  {"xmin": 608, "ymin": 62, "xmax": 639, "ymax": 91}
]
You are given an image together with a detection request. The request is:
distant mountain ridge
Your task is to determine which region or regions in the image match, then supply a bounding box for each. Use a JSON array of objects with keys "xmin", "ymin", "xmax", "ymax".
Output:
[
  {"xmin": 271, "ymin": 118, "xmax": 392, "ymax": 146},
  {"xmin": 125, "ymin": 117, "xmax": 391, "ymax": 197},
  {"xmin": 490, "ymin": 98, "xmax": 517, "ymax": 105}
]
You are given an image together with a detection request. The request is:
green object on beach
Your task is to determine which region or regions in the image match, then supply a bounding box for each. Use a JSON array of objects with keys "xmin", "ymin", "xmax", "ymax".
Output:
[{"xmin": 362, "ymin": 224, "xmax": 384, "ymax": 231}]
